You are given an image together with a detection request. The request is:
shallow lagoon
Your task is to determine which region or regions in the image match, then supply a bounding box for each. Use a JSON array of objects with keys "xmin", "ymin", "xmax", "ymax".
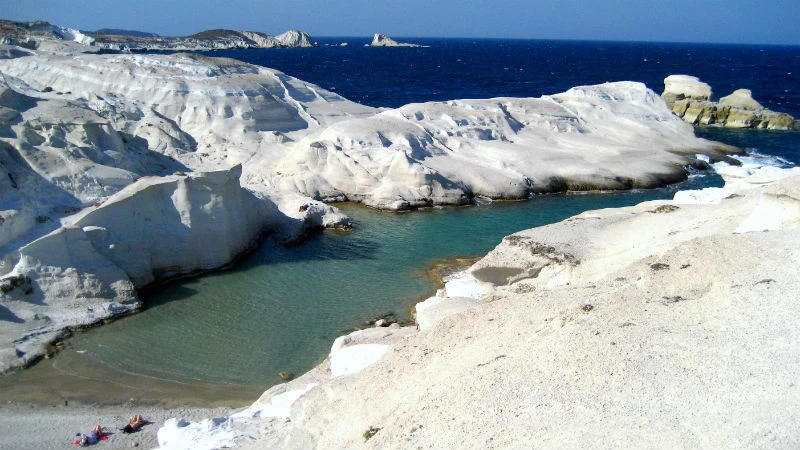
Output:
[{"xmin": 15, "ymin": 175, "xmax": 715, "ymax": 403}]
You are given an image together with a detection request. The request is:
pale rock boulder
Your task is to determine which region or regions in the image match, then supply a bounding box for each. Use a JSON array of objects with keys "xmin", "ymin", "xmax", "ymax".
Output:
[
  {"xmin": 662, "ymin": 74, "xmax": 713, "ymax": 103},
  {"xmin": 276, "ymin": 30, "xmax": 315, "ymax": 48},
  {"xmin": 662, "ymin": 75, "xmax": 797, "ymax": 129},
  {"xmin": 719, "ymin": 88, "xmax": 763, "ymax": 110},
  {"xmin": 240, "ymin": 31, "xmax": 281, "ymax": 48},
  {"xmin": 64, "ymin": 164, "xmax": 273, "ymax": 287}
]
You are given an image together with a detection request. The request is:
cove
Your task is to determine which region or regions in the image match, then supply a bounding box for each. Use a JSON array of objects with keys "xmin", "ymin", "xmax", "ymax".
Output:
[{"xmin": 0, "ymin": 172, "xmax": 720, "ymax": 406}]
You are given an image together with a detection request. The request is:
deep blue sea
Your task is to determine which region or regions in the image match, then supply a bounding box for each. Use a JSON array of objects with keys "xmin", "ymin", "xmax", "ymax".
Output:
[{"xmin": 2, "ymin": 39, "xmax": 797, "ymax": 406}]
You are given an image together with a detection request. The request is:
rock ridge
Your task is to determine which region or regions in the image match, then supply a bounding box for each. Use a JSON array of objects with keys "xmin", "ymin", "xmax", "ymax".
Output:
[{"xmin": 0, "ymin": 19, "xmax": 317, "ymax": 53}]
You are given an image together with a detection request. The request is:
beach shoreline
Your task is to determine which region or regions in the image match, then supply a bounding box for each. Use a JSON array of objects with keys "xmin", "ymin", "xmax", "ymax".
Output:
[{"xmin": 0, "ymin": 401, "xmax": 236, "ymax": 450}]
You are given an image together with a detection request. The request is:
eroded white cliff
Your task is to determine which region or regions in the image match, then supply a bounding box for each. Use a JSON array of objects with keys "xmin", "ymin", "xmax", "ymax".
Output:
[{"xmin": 271, "ymin": 82, "xmax": 739, "ymax": 209}]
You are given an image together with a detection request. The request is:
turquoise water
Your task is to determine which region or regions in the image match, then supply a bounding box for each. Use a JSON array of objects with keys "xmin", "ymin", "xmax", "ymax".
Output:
[{"xmin": 65, "ymin": 174, "xmax": 717, "ymax": 390}]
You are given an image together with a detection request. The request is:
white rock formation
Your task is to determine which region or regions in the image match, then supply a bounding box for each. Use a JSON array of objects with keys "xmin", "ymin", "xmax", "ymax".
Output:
[
  {"xmin": 272, "ymin": 81, "xmax": 739, "ymax": 209},
  {"xmin": 0, "ymin": 47, "xmax": 752, "ymax": 379},
  {"xmin": 240, "ymin": 31, "xmax": 281, "ymax": 48},
  {"xmin": 0, "ymin": 20, "xmax": 95, "ymax": 48},
  {"xmin": 276, "ymin": 30, "xmax": 314, "ymax": 48},
  {"xmin": 366, "ymin": 33, "xmax": 421, "ymax": 47},
  {"xmin": 157, "ymin": 165, "xmax": 800, "ymax": 450},
  {"xmin": 662, "ymin": 74, "xmax": 796, "ymax": 129},
  {"xmin": 0, "ymin": 165, "xmax": 281, "ymax": 371},
  {"xmin": 662, "ymin": 74, "xmax": 713, "ymax": 103},
  {"xmin": 0, "ymin": 48, "xmax": 377, "ymax": 372},
  {"xmin": 719, "ymin": 88, "xmax": 763, "ymax": 110}
]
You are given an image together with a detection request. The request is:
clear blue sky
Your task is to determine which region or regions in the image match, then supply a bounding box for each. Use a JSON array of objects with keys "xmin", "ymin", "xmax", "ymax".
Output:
[{"xmin": 3, "ymin": 0, "xmax": 799, "ymax": 45}]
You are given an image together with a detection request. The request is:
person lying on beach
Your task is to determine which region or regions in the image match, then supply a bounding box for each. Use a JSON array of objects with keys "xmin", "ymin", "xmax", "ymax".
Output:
[
  {"xmin": 75, "ymin": 425, "xmax": 106, "ymax": 446},
  {"xmin": 122, "ymin": 415, "xmax": 148, "ymax": 433}
]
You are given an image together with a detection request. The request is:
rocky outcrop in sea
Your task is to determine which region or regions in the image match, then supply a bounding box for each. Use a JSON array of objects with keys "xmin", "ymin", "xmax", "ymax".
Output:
[
  {"xmin": 662, "ymin": 74, "xmax": 797, "ymax": 129},
  {"xmin": 366, "ymin": 33, "xmax": 422, "ymax": 47}
]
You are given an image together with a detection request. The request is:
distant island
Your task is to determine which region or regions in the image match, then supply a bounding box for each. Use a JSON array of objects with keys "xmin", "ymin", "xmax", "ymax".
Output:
[
  {"xmin": 0, "ymin": 19, "xmax": 315, "ymax": 51},
  {"xmin": 365, "ymin": 33, "xmax": 424, "ymax": 47}
]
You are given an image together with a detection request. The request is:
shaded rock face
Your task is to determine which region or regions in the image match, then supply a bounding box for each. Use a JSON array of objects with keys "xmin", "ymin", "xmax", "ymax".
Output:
[{"xmin": 662, "ymin": 75, "xmax": 797, "ymax": 130}]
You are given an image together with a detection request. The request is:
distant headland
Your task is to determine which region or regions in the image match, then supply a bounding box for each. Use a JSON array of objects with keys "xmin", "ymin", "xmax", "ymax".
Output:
[{"xmin": 0, "ymin": 19, "xmax": 315, "ymax": 51}]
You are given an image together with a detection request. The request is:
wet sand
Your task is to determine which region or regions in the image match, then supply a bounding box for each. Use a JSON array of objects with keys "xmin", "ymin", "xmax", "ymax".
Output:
[{"xmin": 0, "ymin": 347, "xmax": 263, "ymax": 409}]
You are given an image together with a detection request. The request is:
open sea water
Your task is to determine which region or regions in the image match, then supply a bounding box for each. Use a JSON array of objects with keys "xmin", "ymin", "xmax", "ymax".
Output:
[{"xmin": 2, "ymin": 39, "xmax": 798, "ymax": 405}]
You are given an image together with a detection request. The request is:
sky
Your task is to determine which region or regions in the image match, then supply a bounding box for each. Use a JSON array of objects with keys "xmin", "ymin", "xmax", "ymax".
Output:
[{"xmin": 2, "ymin": 0, "xmax": 799, "ymax": 45}]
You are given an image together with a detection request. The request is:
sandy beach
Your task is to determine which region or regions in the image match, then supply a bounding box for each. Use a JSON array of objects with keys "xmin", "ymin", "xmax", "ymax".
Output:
[{"xmin": 0, "ymin": 401, "xmax": 235, "ymax": 450}]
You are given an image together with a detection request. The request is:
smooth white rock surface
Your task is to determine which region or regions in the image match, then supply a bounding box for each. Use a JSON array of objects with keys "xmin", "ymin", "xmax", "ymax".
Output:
[
  {"xmin": 272, "ymin": 81, "xmax": 737, "ymax": 209},
  {"xmin": 662, "ymin": 74, "xmax": 713, "ymax": 102}
]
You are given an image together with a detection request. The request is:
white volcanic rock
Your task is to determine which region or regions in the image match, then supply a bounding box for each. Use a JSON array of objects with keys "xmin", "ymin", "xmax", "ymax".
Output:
[
  {"xmin": 0, "ymin": 20, "xmax": 317, "ymax": 52},
  {"xmin": 662, "ymin": 74, "xmax": 713, "ymax": 103},
  {"xmin": 0, "ymin": 20, "xmax": 95, "ymax": 49},
  {"xmin": 276, "ymin": 30, "xmax": 314, "ymax": 48},
  {"xmin": 241, "ymin": 31, "xmax": 281, "ymax": 48},
  {"xmin": 719, "ymin": 88, "xmax": 763, "ymax": 110},
  {"xmin": 0, "ymin": 74, "xmax": 186, "ymax": 251},
  {"xmin": 662, "ymin": 75, "xmax": 796, "ymax": 129},
  {"xmin": 273, "ymin": 81, "xmax": 739, "ymax": 209},
  {"xmin": 169, "ymin": 166, "xmax": 800, "ymax": 450},
  {"xmin": 0, "ymin": 49, "xmax": 753, "ymax": 383},
  {"xmin": 0, "ymin": 50, "xmax": 378, "ymax": 174},
  {"xmin": 64, "ymin": 165, "xmax": 274, "ymax": 287},
  {"xmin": 0, "ymin": 165, "xmax": 280, "ymax": 372},
  {"xmin": 367, "ymin": 33, "xmax": 421, "ymax": 47}
]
